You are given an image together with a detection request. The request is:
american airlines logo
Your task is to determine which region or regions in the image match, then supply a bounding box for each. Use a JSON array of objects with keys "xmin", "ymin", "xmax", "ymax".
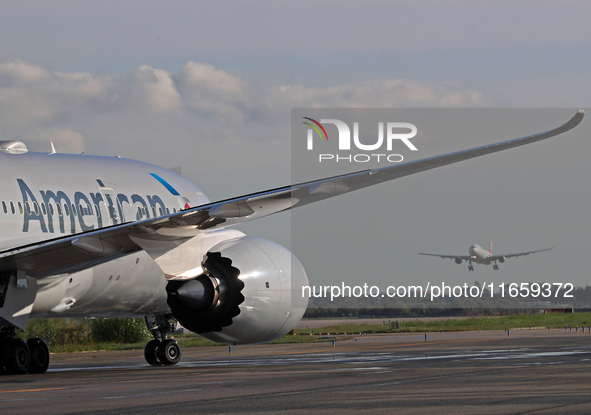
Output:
[{"xmin": 302, "ymin": 117, "xmax": 418, "ymax": 163}]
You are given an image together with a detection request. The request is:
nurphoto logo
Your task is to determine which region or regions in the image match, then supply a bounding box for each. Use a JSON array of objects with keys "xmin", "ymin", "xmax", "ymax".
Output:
[{"xmin": 302, "ymin": 117, "xmax": 418, "ymax": 163}]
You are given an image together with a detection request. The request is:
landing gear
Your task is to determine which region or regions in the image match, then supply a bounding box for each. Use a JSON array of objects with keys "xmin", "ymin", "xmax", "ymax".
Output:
[
  {"xmin": 0, "ymin": 320, "xmax": 50, "ymax": 375},
  {"xmin": 158, "ymin": 339, "xmax": 182, "ymax": 365},
  {"xmin": 468, "ymin": 265, "xmax": 474, "ymax": 271},
  {"xmin": 144, "ymin": 315, "xmax": 182, "ymax": 366},
  {"xmin": 27, "ymin": 338, "xmax": 50, "ymax": 374},
  {"xmin": 493, "ymin": 264, "xmax": 499, "ymax": 271},
  {"xmin": 144, "ymin": 339, "xmax": 160, "ymax": 366},
  {"xmin": 2, "ymin": 338, "xmax": 30, "ymax": 374}
]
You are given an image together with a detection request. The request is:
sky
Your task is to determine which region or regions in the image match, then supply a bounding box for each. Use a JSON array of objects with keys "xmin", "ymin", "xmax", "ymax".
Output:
[{"xmin": 1, "ymin": 1, "xmax": 591, "ymax": 300}]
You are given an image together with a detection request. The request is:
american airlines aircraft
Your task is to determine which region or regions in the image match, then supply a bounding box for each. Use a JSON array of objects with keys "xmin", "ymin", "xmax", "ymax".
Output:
[
  {"xmin": 419, "ymin": 237, "xmax": 554, "ymax": 271},
  {"xmin": 0, "ymin": 110, "xmax": 584, "ymax": 375}
]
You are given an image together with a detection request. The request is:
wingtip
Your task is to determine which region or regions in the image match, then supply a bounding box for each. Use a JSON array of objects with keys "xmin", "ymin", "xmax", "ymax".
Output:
[{"xmin": 577, "ymin": 109, "xmax": 585, "ymax": 115}]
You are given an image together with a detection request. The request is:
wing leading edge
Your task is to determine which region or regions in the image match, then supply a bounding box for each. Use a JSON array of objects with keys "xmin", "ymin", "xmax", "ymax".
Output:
[
  {"xmin": 418, "ymin": 253, "xmax": 473, "ymax": 261},
  {"xmin": 0, "ymin": 110, "xmax": 583, "ymax": 279},
  {"xmin": 491, "ymin": 245, "xmax": 555, "ymax": 260}
]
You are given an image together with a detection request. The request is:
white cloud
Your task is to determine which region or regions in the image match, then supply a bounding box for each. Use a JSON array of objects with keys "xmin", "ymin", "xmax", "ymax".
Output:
[
  {"xmin": 0, "ymin": 58, "xmax": 118, "ymax": 125},
  {"xmin": 0, "ymin": 58, "xmax": 492, "ymax": 149},
  {"xmin": 275, "ymin": 79, "xmax": 489, "ymax": 108},
  {"xmin": 22, "ymin": 127, "xmax": 85, "ymax": 154},
  {"xmin": 129, "ymin": 65, "xmax": 181, "ymax": 113},
  {"xmin": 177, "ymin": 61, "xmax": 254, "ymax": 122},
  {"xmin": 0, "ymin": 58, "xmax": 51, "ymax": 84},
  {"xmin": 180, "ymin": 62, "xmax": 245, "ymax": 96}
]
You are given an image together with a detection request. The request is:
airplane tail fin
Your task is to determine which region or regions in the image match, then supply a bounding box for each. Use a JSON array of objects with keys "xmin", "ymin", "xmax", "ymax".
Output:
[{"xmin": 489, "ymin": 237, "xmax": 493, "ymax": 254}]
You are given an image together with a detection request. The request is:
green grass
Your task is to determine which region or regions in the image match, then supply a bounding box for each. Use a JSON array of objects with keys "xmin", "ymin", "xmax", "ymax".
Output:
[
  {"xmin": 269, "ymin": 334, "xmax": 326, "ymax": 344},
  {"xmin": 49, "ymin": 342, "xmax": 148, "ymax": 353},
  {"xmin": 46, "ymin": 330, "xmax": 329, "ymax": 353},
  {"xmin": 42, "ymin": 313, "xmax": 591, "ymax": 354},
  {"xmin": 294, "ymin": 313, "xmax": 591, "ymax": 335}
]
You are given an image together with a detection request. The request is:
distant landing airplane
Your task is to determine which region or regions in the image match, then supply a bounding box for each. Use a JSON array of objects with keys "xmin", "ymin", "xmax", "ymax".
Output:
[{"xmin": 419, "ymin": 238, "xmax": 554, "ymax": 271}]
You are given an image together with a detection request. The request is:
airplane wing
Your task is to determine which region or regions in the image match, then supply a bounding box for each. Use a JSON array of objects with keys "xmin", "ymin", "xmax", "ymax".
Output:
[
  {"xmin": 0, "ymin": 110, "xmax": 583, "ymax": 279},
  {"xmin": 418, "ymin": 253, "xmax": 473, "ymax": 261},
  {"xmin": 491, "ymin": 246, "xmax": 555, "ymax": 260}
]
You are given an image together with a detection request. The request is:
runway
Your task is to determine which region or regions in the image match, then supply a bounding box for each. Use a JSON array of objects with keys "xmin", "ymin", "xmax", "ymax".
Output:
[{"xmin": 2, "ymin": 329, "xmax": 591, "ymax": 414}]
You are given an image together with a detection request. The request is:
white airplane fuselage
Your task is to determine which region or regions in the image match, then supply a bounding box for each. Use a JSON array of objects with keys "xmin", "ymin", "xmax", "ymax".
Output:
[
  {"xmin": 0, "ymin": 151, "xmax": 209, "ymax": 318},
  {"xmin": 468, "ymin": 244, "xmax": 494, "ymax": 265}
]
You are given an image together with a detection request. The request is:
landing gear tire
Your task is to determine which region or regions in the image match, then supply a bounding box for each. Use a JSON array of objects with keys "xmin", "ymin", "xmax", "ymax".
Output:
[
  {"xmin": 157, "ymin": 339, "xmax": 182, "ymax": 365},
  {"xmin": 144, "ymin": 315, "xmax": 183, "ymax": 367},
  {"xmin": 2, "ymin": 338, "xmax": 30, "ymax": 375},
  {"xmin": 144, "ymin": 339, "xmax": 161, "ymax": 366},
  {"xmin": 493, "ymin": 264, "xmax": 499, "ymax": 271},
  {"xmin": 468, "ymin": 265, "xmax": 474, "ymax": 271},
  {"xmin": 27, "ymin": 338, "xmax": 50, "ymax": 374}
]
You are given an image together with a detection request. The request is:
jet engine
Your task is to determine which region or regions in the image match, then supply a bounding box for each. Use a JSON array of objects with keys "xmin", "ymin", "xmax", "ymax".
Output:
[
  {"xmin": 166, "ymin": 236, "xmax": 309, "ymax": 345},
  {"xmin": 498, "ymin": 256, "xmax": 505, "ymax": 263},
  {"xmin": 455, "ymin": 257, "xmax": 462, "ymax": 264}
]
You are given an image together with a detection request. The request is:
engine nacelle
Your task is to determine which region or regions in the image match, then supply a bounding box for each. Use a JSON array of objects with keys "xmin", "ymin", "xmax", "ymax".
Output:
[
  {"xmin": 166, "ymin": 236, "xmax": 309, "ymax": 345},
  {"xmin": 455, "ymin": 257, "xmax": 463, "ymax": 264},
  {"xmin": 498, "ymin": 256, "xmax": 506, "ymax": 263}
]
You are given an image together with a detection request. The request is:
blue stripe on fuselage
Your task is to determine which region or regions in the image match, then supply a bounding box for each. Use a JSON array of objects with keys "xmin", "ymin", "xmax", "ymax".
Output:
[{"xmin": 149, "ymin": 173, "xmax": 180, "ymax": 196}]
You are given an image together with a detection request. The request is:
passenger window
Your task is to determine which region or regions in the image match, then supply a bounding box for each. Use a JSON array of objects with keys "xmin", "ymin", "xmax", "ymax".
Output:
[
  {"xmin": 94, "ymin": 204, "xmax": 100, "ymax": 218},
  {"xmin": 64, "ymin": 203, "xmax": 69, "ymax": 216},
  {"xmin": 25, "ymin": 202, "xmax": 31, "ymax": 215},
  {"xmin": 18, "ymin": 202, "xmax": 23, "ymax": 215},
  {"xmin": 41, "ymin": 202, "xmax": 46, "ymax": 215},
  {"xmin": 9, "ymin": 201, "xmax": 15, "ymax": 214},
  {"xmin": 173, "ymin": 208, "xmax": 177, "ymax": 213},
  {"xmin": 57, "ymin": 203, "xmax": 62, "ymax": 216},
  {"xmin": 1, "ymin": 201, "xmax": 6, "ymax": 214},
  {"xmin": 159, "ymin": 207, "xmax": 163, "ymax": 216},
  {"xmin": 79, "ymin": 204, "xmax": 84, "ymax": 217},
  {"xmin": 166, "ymin": 207, "xmax": 170, "ymax": 215},
  {"xmin": 152, "ymin": 207, "xmax": 157, "ymax": 217},
  {"xmin": 48, "ymin": 203, "xmax": 54, "ymax": 216},
  {"xmin": 33, "ymin": 202, "xmax": 39, "ymax": 216},
  {"xmin": 71, "ymin": 204, "xmax": 77, "ymax": 216},
  {"xmin": 137, "ymin": 206, "xmax": 142, "ymax": 218}
]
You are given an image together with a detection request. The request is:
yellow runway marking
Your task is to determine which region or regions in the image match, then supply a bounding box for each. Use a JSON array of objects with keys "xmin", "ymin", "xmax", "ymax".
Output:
[{"xmin": 0, "ymin": 387, "xmax": 67, "ymax": 394}]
